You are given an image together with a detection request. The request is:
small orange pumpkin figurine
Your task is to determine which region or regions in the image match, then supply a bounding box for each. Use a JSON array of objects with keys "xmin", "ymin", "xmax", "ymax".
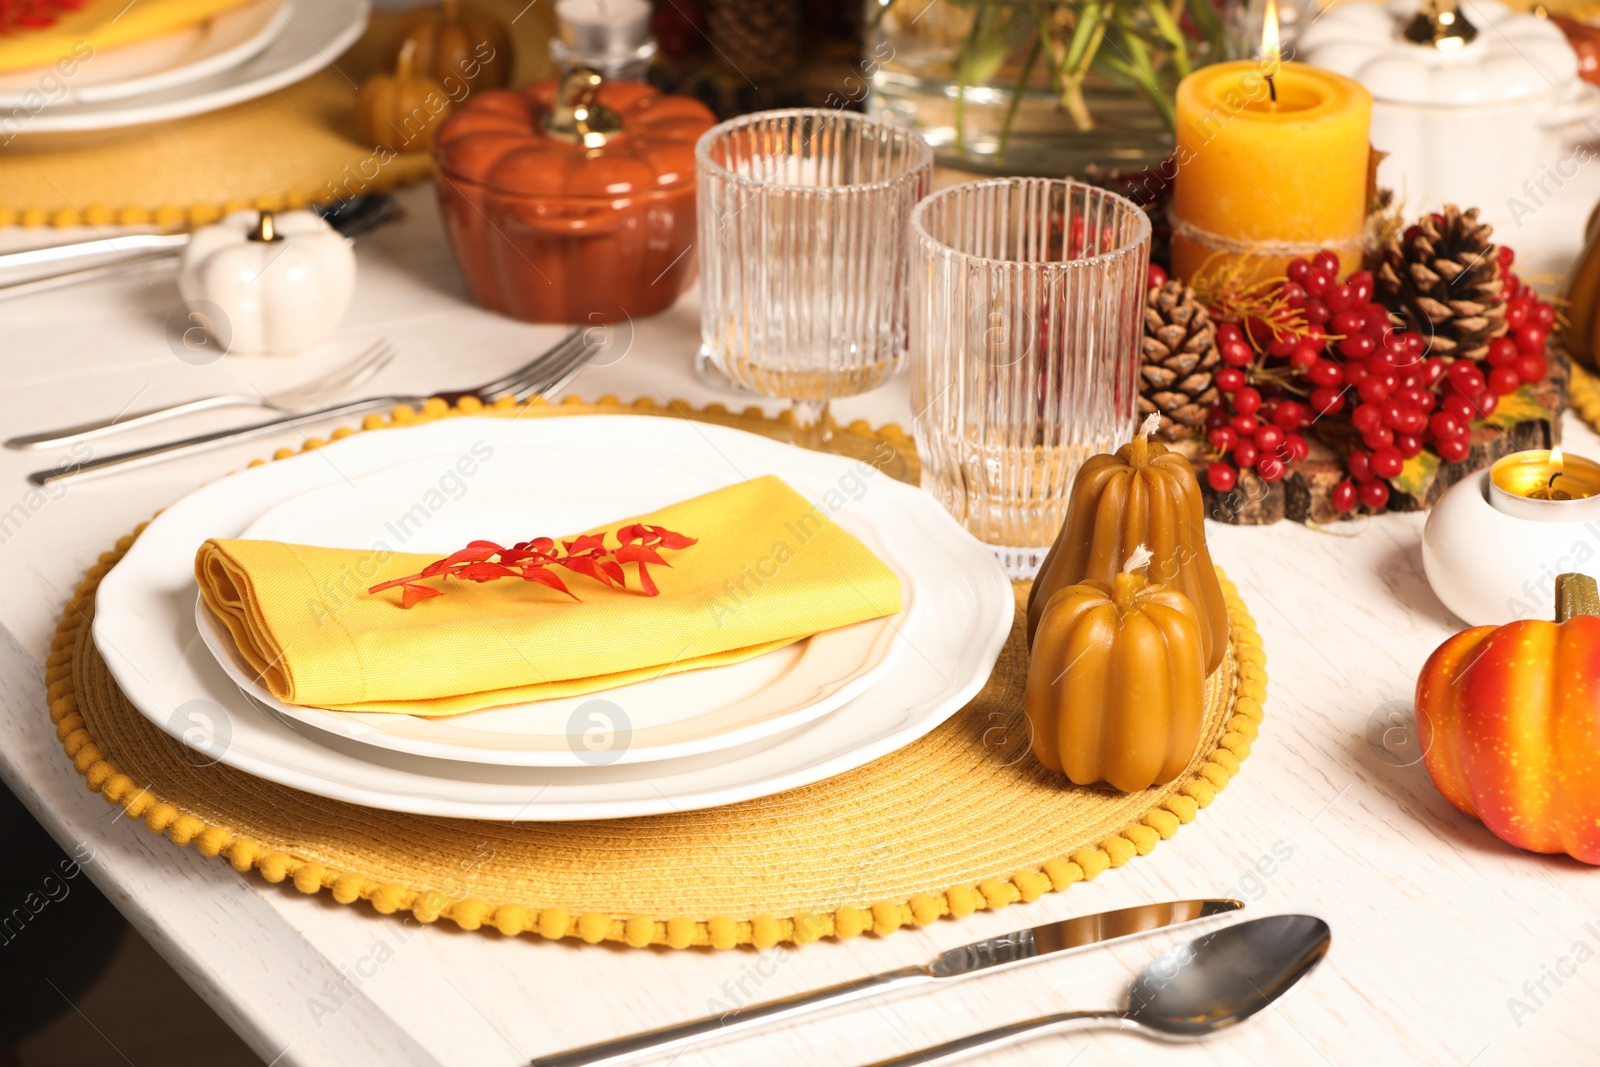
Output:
[
  {"xmin": 357, "ymin": 40, "xmax": 452, "ymax": 154},
  {"xmin": 1417, "ymin": 572, "xmax": 1600, "ymax": 864},
  {"xmin": 1025, "ymin": 552, "xmax": 1206, "ymax": 792}
]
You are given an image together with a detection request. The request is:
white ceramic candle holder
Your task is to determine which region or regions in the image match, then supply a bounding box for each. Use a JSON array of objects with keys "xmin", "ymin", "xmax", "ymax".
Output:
[{"xmin": 1423, "ymin": 468, "xmax": 1600, "ymax": 626}]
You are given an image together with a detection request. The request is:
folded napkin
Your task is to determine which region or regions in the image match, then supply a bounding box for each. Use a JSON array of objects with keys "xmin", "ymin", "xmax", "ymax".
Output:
[
  {"xmin": 0, "ymin": 0, "xmax": 255, "ymax": 75},
  {"xmin": 196, "ymin": 475, "xmax": 902, "ymax": 716}
]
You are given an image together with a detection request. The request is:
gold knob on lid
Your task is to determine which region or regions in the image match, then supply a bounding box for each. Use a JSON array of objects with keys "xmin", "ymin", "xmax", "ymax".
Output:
[
  {"xmin": 1403, "ymin": 0, "xmax": 1479, "ymax": 49},
  {"xmin": 544, "ymin": 66, "xmax": 624, "ymax": 147},
  {"xmin": 249, "ymin": 210, "xmax": 283, "ymax": 242}
]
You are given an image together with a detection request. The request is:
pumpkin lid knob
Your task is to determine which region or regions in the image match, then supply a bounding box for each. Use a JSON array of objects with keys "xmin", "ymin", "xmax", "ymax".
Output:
[
  {"xmin": 1556, "ymin": 573, "xmax": 1600, "ymax": 622},
  {"xmin": 543, "ymin": 65, "xmax": 625, "ymax": 147},
  {"xmin": 248, "ymin": 210, "xmax": 281, "ymax": 243},
  {"xmin": 1402, "ymin": 0, "xmax": 1478, "ymax": 49}
]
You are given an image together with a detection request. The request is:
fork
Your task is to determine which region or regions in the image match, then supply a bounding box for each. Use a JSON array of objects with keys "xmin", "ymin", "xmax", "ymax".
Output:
[
  {"xmin": 31, "ymin": 329, "xmax": 596, "ymax": 487},
  {"xmin": 7, "ymin": 340, "xmax": 396, "ymax": 451}
]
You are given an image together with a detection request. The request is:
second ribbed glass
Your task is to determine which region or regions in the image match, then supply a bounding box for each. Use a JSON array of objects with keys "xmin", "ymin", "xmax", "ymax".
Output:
[{"xmin": 910, "ymin": 179, "xmax": 1151, "ymax": 578}]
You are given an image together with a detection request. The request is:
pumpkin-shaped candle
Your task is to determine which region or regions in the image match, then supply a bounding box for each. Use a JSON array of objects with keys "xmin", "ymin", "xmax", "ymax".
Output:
[
  {"xmin": 1027, "ymin": 421, "xmax": 1228, "ymax": 673},
  {"xmin": 1025, "ymin": 569, "xmax": 1206, "ymax": 791}
]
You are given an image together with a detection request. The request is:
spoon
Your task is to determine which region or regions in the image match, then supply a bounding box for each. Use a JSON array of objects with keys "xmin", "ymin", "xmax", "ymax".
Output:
[{"xmin": 866, "ymin": 914, "xmax": 1331, "ymax": 1066}]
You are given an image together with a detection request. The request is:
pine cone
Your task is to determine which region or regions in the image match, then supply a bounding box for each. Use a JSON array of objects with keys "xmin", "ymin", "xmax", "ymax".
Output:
[
  {"xmin": 706, "ymin": 0, "xmax": 802, "ymax": 81},
  {"xmin": 1376, "ymin": 205, "xmax": 1507, "ymax": 361},
  {"xmin": 1138, "ymin": 281, "xmax": 1221, "ymax": 440}
]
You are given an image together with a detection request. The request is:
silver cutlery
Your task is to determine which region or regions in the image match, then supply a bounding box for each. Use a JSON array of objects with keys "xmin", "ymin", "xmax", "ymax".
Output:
[
  {"xmin": 31, "ymin": 328, "xmax": 596, "ymax": 487},
  {"xmin": 867, "ymin": 914, "xmax": 1331, "ymax": 1066},
  {"xmin": 0, "ymin": 194, "xmax": 399, "ymax": 299},
  {"xmin": 530, "ymin": 898, "xmax": 1243, "ymax": 1067},
  {"xmin": 7, "ymin": 339, "xmax": 396, "ymax": 450}
]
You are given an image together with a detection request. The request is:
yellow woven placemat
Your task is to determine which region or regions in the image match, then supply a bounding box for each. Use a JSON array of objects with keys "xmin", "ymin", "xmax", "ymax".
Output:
[
  {"xmin": 0, "ymin": 2, "xmax": 564, "ymax": 227},
  {"xmin": 48, "ymin": 396, "xmax": 1267, "ymax": 950}
]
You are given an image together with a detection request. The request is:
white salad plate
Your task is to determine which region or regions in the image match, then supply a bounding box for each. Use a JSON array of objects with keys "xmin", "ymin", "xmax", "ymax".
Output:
[
  {"xmin": 11, "ymin": 0, "xmax": 366, "ymax": 135},
  {"xmin": 93, "ymin": 415, "xmax": 1013, "ymax": 820},
  {"xmin": 0, "ymin": 0, "xmax": 285, "ymax": 108},
  {"xmin": 188, "ymin": 450, "xmax": 909, "ymax": 767}
]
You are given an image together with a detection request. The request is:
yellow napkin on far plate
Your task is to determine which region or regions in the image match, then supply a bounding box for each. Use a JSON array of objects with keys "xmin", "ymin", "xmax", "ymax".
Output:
[
  {"xmin": 195, "ymin": 475, "xmax": 903, "ymax": 716},
  {"xmin": 0, "ymin": 0, "xmax": 256, "ymax": 75}
]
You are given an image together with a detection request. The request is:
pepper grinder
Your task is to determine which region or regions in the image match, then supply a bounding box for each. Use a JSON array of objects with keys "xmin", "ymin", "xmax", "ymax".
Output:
[{"xmin": 549, "ymin": 0, "xmax": 656, "ymax": 83}]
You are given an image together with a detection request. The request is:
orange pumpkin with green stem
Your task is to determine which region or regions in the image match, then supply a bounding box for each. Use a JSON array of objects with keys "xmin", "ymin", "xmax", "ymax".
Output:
[{"xmin": 1417, "ymin": 572, "xmax": 1600, "ymax": 864}]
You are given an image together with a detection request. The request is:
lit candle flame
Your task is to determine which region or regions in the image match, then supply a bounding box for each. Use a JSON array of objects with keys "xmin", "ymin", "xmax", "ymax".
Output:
[
  {"xmin": 1262, "ymin": 0, "xmax": 1281, "ymax": 69},
  {"xmin": 1261, "ymin": 0, "xmax": 1281, "ymax": 103}
]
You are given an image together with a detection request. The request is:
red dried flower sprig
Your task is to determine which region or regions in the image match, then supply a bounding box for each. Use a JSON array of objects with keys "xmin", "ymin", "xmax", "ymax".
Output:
[{"xmin": 367, "ymin": 524, "xmax": 697, "ymax": 608}]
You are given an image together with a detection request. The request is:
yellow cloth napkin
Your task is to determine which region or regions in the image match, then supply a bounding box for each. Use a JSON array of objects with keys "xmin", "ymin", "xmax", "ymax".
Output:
[
  {"xmin": 0, "ymin": 0, "xmax": 255, "ymax": 75},
  {"xmin": 196, "ymin": 475, "xmax": 903, "ymax": 716}
]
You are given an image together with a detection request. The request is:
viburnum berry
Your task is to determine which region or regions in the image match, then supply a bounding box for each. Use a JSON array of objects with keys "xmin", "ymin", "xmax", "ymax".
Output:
[
  {"xmin": 1216, "ymin": 367, "xmax": 1247, "ymax": 393},
  {"xmin": 1514, "ymin": 353, "xmax": 1546, "ymax": 384},
  {"xmin": 1148, "ymin": 263, "xmax": 1169, "ymax": 289},
  {"xmin": 1307, "ymin": 359, "xmax": 1342, "ymax": 388},
  {"xmin": 1230, "ymin": 413, "xmax": 1260, "ymax": 437},
  {"xmin": 1370, "ymin": 447, "xmax": 1404, "ymax": 479},
  {"xmin": 1348, "ymin": 448, "xmax": 1372, "ymax": 482},
  {"xmin": 1256, "ymin": 453, "xmax": 1286, "ymax": 482},
  {"xmin": 1255, "ymin": 424, "xmax": 1285, "ymax": 453},
  {"xmin": 1487, "ymin": 366, "xmax": 1521, "ymax": 396},
  {"xmin": 1332, "ymin": 480, "xmax": 1358, "ymax": 512},
  {"xmin": 1353, "ymin": 404, "xmax": 1382, "ymax": 434},
  {"xmin": 1397, "ymin": 433, "xmax": 1425, "ymax": 459},
  {"xmin": 1359, "ymin": 479, "xmax": 1391, "ymax": 510},
  {"xmin": 1313, "ymin": 250, "xmax": 1342, "ymax": 276},
  {"xmin": 1516, "ymin": 325, "xmax": 1549, "ymax": 355},
  {"xmin": 1282, "ymin": 433, "xmax": 1309, "ymax": 462},
  {"xmin": 1207, "ymin": 462, "xmax": 1237, "ymax": 492},
  {"xmin": 1232, "ymin": 386, "xmax": 1262, "ymax": 415},
  {"xmin": 1233, "ymin": 441, "xmax": 1260, "ymax": 469},
  {"xmin": 1436, "ymin": 434, "xmax": 1471, "ymax": 464},
  {"xmin": 1309, "ymin": 385, "xmax": 1344, "ymax": 416},
  {"xmin": 1209, "ymin": 427, "xmax": 1237, "ymax": 452}
]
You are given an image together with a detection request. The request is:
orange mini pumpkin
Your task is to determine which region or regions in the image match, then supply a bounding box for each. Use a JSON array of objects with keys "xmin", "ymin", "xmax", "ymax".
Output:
[
  {"xmin": 1417, "ymin": 572, "xmax": 1600, "ymax": 864},
  {"xmin": 389, "ymin": 0, "xmax": 512, "ymax": 93},
  {"xmin": 357, "ymin": 41, "xmax": 452, "ymax": 154},
  {"xmin": 1025, "ymin": 569, "xmax": 1206, "ymax": 792}
]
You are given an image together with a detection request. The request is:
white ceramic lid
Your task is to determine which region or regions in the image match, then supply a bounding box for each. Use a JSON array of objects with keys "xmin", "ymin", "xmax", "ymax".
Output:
[{"xmin": 1298, "ymin": 0, "xmax": 1578, "ymax": 105}]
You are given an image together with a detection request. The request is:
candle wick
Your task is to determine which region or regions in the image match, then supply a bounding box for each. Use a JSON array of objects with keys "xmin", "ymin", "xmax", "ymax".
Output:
[
  {"xmin": 1266, "ymin": 72, "xmax": 1277, "ymax": 104},
  {"xmin": 1549, "ymin": 471, "xmax": 1562, "ymax": 489}
]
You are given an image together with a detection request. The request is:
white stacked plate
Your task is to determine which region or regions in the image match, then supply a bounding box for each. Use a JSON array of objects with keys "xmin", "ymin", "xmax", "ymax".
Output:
[
  {"xmin": 1, "ymin": 0, "xmax": 368, "ymax": 135},
  {"xmin": 93, "ymin": 415, "xmax": 1014, "ymax": 821}
]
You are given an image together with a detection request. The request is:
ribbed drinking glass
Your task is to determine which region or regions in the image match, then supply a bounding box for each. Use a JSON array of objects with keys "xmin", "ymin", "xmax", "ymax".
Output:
[
  {"xmin": 696, "ymin": 109, "xmax": 932, "ymax": 448},
  {"xmin": 909, "ymin": 178, "xmax": 1151, "ymax": 578}
]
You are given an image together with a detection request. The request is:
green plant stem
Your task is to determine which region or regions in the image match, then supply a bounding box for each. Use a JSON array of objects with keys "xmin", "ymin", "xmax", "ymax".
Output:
[
  {"xmin": 1051, "ymin": 2, "xmax": 1105, "ymax": 132},
  {"xmin": 998, "ymin": 34, "xmax": 1042, "ymax": 158}
]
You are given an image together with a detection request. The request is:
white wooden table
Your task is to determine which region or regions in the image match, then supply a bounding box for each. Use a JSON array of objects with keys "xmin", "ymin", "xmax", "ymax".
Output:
[{"xmin": 1, "ymin": 184, "xmax": 1597, "ymax": 1067}]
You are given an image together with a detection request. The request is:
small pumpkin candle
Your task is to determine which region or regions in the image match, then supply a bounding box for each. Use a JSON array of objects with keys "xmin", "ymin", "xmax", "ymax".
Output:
[
  {"xmin": 1025, "ymin": 558, "xmax": 1205, "ymax": 792},
  {"xmin": 1028, "ymin": 416, "xmax": 1228, "ymax": 673}
]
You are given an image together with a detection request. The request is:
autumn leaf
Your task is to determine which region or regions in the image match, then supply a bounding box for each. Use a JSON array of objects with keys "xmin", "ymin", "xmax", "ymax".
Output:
[
  {"xmin": 1392, "ymin": 450, "xmax": 1440, "ymax": 498},
  {"xmin": 366, "ymin": 525, "xmax": 696, "ymax": 607},
  {"xmin": 1483, "ymin": 385, "xmax": 1552, "ymax": 430}
]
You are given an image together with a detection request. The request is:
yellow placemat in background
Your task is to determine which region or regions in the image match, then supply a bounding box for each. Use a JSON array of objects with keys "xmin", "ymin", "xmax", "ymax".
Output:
[
  {"xmin": 49, "ymin": 397, "xmax": 1268, "ymax": 950},
  {"xmin": 0, "ymin": 3, "xmax": 559, "ymax": 227}
]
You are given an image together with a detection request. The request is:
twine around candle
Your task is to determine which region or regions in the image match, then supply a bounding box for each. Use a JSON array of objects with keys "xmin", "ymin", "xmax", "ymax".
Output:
[{"xmin": 1168, "ymin": 208, "xmax": 1364, "ymax": 258}]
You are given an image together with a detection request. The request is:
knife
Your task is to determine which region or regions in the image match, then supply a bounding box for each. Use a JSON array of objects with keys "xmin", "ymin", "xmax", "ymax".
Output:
[{"xmin": 529, "ymin": 898, "xmax": 1243, "ymax": 1067}]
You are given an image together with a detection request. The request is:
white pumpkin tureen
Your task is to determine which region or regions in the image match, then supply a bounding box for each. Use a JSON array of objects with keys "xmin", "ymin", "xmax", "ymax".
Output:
[{"xmin": 1298, "ymin": 0, "xmax": 1599, "ymax": 227}]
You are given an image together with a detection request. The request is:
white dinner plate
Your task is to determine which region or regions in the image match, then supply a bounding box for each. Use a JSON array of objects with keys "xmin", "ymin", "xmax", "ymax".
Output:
[
  {"xmin": 92, "ymin": 415, "xmax": 1013, "ymax": 820},
  {"xmin": 187, "ymin": 450, "xmax": 909, "ymax": 766},
  {"xmin": 9, "ymin": 0, "xmax": 366, "ymax": 135},
  {"xmin": 0, "ymin": 0, "xmax": 285, "ymax": 108}
]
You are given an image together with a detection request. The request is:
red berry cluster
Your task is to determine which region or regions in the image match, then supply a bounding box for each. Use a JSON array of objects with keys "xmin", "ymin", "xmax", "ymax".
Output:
[{"xmin": 1194, "ymin": 243, "xmax": 1554, "ymax": 516}]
